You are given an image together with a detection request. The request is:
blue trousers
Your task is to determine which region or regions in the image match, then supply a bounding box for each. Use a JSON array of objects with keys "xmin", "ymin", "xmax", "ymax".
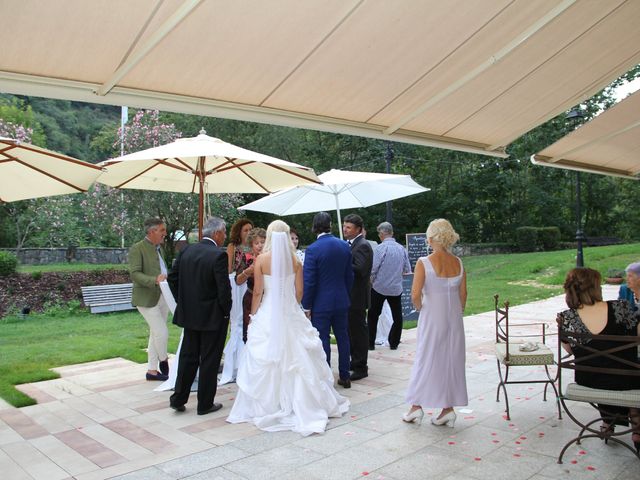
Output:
[{"xmin": 311, "ymin": 308, "xmax": 351, "ymax": 380}]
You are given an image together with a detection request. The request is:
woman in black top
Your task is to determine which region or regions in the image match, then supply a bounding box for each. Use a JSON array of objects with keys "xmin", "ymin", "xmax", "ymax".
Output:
[{"xmin": 557, "ymin": 268, "xmax": 640, "ymax": 451}]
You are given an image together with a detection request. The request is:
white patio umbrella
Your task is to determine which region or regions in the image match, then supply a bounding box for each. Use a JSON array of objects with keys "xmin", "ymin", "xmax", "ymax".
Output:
[
  {"xmin": 0, "ymin": 137, "xmax": 103, "ymax": 202},
  {"xmin": 240, "ymin": 169, "xmax": 429, "ymax": 239},
  {"xmin": 96, "ymin": 131, "xmax": 321, "ymax": 237}
]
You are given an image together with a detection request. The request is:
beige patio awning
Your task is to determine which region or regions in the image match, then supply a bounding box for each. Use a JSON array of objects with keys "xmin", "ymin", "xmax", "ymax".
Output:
[
  {"xmin": 1, "ymin": 0, "xmax": 639, "ymax": 158},
  {"xmin": 531, "ymin": 91, "xmax": 640, "ymax": 179}
]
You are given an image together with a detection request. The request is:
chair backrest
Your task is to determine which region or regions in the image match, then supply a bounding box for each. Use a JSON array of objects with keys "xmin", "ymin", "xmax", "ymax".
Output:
[
  {"xmin": 556, "ymin": 317, "xmax": 640, "ymax": 393},
  {"xmin": 495, "ymin": 294, "xmax": 511, "ymax": 361}
]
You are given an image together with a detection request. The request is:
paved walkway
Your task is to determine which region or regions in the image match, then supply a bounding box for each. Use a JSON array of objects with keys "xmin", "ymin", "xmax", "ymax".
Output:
[{"xmin": 1, "ymin": 286, "xmax": 637, "ymax": 480}]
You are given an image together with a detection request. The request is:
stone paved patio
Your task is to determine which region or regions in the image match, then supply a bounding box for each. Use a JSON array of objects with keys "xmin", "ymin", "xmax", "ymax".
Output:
[{"xmin": 1, "ymin": 285, "xmax": 638, "ymax": 479}]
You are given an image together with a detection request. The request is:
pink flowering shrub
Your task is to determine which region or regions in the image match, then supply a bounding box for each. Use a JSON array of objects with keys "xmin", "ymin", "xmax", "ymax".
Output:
[{"xmin": 0, "ymin": 119, "xmax": 33, "ymax": 142}]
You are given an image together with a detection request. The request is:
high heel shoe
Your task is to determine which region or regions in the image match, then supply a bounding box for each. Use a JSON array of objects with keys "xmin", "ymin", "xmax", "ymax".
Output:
[
  {"xmin": 431, "ymin": 410, "xmax": 456, "ymax": 428},
  {"xmin": 600, "ymin": 422, "xmax": 615, "ymax": 444},
  {"xmin": 402, "ymin": 408, "xmax": 424, "ymax": 424}
]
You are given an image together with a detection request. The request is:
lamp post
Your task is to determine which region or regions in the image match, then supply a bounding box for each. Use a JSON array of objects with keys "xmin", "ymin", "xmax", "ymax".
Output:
[
  {"xmin": 566, "ymin": 108, "xmax": 585, "ymax": 267},
  {"xmin": 575, "ymin": 171, "xmax": 585, "ymax": 267}
]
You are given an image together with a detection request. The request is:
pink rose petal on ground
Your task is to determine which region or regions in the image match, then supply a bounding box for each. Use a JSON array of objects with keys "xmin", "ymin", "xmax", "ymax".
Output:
[
  {"xmin": 515, "ymin": 441, "xmax": 521, "ymax": 445},
  {"xmin": 586, "ymin": 466, "xmax": 596, "ymax": 471},
  {"xmin": 351, "ymin": 415, "xmax": 357, "ymax": 419},
  {"xmin": 509, "ymin": 423, "xmax": 515, "ymax": 427},
  {"xmin": 344, "ymin": 431, "xmax": 354, "ymax": 436},
  {"xmin": 578, "ymin": 450, "xmax": 587, "ymax": 455},
  {"xmin": 491, "ymin": 432, "xmax": 497, "ymax": 436},
  {"xmin": 448, "ymin": 441, "xmax": 456, "ymax": 445},
  {"xmin": 362, "ymin": 472, "xmax": 369, "ymax": 476},
  {"xmin": 502, "ymin": 415, "xmax": 509, "ymax": 420},
  {"xmin": 570, "ymin": 460, "xmax": 578, "ymax": 464},
  {"xmin": 513, "ymin": 453, "xmax": 521, "ymax": 458},
  {"xmin": 464, "ymin": 416, "xmax": 475, "ymax": 420},
  {"xmin": 474, "ymin": 457, "xmax": 482, "ymax": 461},
  {"xmin": 520, "ymin": 436, "xmax": 527, "ymax": 440},
  {"xmin": 516, "ymin": 447, "xmax": 523, "ymax": 451},
  {"xmin": 539, "ymin": 416, "xmax": 545, "ymax": 419}
]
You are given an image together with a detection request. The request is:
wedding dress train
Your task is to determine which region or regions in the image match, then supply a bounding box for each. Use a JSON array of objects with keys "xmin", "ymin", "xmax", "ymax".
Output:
[{"xmin": 227, "ymin": 262, "xmax": 349, "ymax": 435}]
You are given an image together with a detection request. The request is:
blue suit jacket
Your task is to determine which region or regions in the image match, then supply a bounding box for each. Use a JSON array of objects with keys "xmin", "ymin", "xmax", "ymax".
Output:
[{"xmin": 302, "ymin": 234, "xmax": 354, "ymax": 313}]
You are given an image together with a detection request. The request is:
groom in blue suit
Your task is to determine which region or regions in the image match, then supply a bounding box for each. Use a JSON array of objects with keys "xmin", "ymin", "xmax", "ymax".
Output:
[{"xmin": 302, "ymin": 212, "xmax": 354, "ymax": 387}]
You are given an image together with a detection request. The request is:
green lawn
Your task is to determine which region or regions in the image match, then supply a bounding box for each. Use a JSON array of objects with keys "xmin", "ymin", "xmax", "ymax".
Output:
[
  {"xmin": 2, "ymin": 243, "xmax": 638, "ymax": 407},
  {"xmin": 18, "ymin": 263, "xmax": 126, "ymax": 274},
  {"xmin": 0, "ymin": 308, "xmax": 182, "ymax": 407},
  {"xmin": 462, "ymin": 242, "xmax": 638, "ymax": 314}
]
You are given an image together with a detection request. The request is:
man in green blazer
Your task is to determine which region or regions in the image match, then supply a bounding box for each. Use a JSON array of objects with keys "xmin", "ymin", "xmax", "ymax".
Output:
[{"xmin": 130, "ymin": 217, "xmax": 170, "ymax": 381}]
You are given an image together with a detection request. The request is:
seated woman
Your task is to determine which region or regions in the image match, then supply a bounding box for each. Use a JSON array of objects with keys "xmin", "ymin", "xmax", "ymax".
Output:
[
  {"xmin": 236, "ymin": 227, "xmax": 266, "ymax": 343},
  {"xmin": 619, "ymin": 262, "xmax": 640, "ymax": 311},
  {"xmin": 558, "ymin": 267, "xmax": 640, "ymax": 452}
]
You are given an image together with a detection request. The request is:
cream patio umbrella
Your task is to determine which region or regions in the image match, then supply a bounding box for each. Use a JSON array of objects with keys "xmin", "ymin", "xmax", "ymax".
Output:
[
  {"xmin": 0, "ymin": 137, "xmax": 103, "ymax": 202},
  {"xmin": 240, "ymin": 169, "xmax": 429, "ymax": 239},
  {"xmin": 96, "ymin": 131, "xmax": 321, "ymax": 237}
]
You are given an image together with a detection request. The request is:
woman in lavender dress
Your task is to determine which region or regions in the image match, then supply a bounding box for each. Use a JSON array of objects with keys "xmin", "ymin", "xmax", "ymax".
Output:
[{"xmin": 403, "ymin": 219, "xmax": 468, "ymax": 427}]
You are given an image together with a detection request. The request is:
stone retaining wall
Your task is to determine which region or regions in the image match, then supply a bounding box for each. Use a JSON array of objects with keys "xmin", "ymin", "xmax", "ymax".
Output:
[
  {"xmin": 1, "ymin": 248, "xmax": 128, "ymax": 265},
  {"xmin": 453, "ymin": 244, "xmax": 513, "ymax": 256},
  {"xmin": 2, "ymin": 242, "xmax": 513, "ymax": 266}
]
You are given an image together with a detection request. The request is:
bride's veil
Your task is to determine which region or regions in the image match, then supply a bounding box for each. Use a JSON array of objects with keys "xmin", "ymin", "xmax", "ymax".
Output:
[{"xmin": 265, "ymin": 230, "xmax": 294, "ymax": 361}]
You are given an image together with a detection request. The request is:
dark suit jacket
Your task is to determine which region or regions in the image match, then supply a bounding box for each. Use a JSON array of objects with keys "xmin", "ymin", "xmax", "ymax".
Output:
[
  {"xmin": 168, "ymin": 239, "xmax": 232, "ymax": 331},
  {"xmin": 302, "ymin": 234, "xmax": 354, "ymax": 313},
  {"xmin": 349, "ymin": 235, "xmax": 373, "ymax": 310}
]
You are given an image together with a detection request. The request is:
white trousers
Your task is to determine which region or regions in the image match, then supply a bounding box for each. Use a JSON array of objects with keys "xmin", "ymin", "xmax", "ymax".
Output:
[{"xmin": 137, "ymin": 295, "xmax": 170, "ymax": 371}]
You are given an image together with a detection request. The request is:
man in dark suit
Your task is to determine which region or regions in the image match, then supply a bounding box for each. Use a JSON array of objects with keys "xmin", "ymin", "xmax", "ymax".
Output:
[
  {"xmin": 302, "ymin": 212, "xmax": 354, "ymax": 388},
  {"xmin": 168, "ymin": 216, "xmax": 232, "ymax": 415},
  {"xmin": 343, "ymin": 214, "xmax": 373, "ymax": 381}
]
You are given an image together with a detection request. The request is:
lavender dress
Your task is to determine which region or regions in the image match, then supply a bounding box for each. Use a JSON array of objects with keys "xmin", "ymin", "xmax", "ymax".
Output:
[{"xmin": 406, "ymin": 256, "xmax": 468, "ymax": 408}]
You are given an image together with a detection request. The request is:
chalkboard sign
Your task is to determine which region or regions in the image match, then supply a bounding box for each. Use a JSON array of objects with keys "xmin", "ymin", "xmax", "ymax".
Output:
[
  {"xmin": 401, "ymin": 273, "xmax": 419, "ymax": 321},
  {"xmin": 406, "ymin": 233, "xmax": 429, "ymax": 270}
]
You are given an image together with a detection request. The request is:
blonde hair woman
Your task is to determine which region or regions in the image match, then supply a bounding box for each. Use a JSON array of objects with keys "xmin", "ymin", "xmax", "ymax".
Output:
[
  {"xmin": 227, "ymin": 220, "xmax": 349, "ymax": 436},
  {"xmin": 403, "ymin": 219, "xmax": 468, "ymax": 427}
]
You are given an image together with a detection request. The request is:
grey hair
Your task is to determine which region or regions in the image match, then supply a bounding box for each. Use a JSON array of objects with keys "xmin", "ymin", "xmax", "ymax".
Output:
[
  {"xmin": 377, "ymin": 221, "xmax": 393, "ymax": 235},
  {"xmin": 625, "ymin": 262, "xmax": 640, "ymax": 276},
  {"xmin": 143, "ymin": 217, "xmax": 164, "ymax": 234},
  {"xmin": 202, "ymin": 216, "xmax": 226, "ymax": 238}
]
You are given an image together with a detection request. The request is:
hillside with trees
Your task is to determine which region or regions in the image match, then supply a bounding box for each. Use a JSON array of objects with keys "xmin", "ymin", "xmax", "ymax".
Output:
[{"xmin": 1, "ymin": 65, "xmax": 638, "ymax": 254}]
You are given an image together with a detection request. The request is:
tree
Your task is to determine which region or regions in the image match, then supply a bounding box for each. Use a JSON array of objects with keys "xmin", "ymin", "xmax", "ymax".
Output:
[{"xmin": 111, "ymin": 109, "xmax": 242, "ymax": 262}]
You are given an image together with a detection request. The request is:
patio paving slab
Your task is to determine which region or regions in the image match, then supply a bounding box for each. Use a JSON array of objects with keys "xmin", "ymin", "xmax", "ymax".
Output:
[{"xmin": 2, "ymin": 285, "xmax": 637, "ymax": 479}]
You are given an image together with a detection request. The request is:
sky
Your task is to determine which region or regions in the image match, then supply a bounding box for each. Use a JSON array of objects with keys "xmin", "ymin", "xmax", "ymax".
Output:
[{"xmin": 614, "ymin": 77, "xmax": 640, "ymax": 101}]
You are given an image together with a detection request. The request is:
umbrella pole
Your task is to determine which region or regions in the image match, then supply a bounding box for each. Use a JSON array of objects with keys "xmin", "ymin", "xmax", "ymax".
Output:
[
  {"xmin": 198, "ymin": 156, "xmax": 205, "ymax": 240},
  {"xmin": 334, "ymin": 194, "xmax": 343, "ymax": 240}
]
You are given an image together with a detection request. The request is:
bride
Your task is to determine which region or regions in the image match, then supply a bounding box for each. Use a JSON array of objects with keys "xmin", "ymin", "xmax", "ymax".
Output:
[{"xmin": 227, "ymin": 220, "xmax": 349, "ymax": 435}]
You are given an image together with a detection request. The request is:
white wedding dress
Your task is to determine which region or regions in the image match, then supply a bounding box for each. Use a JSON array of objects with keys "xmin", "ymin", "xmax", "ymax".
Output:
[{"xmin": 227, "ymin": 232, "xmax": 349, "ymax": 436}]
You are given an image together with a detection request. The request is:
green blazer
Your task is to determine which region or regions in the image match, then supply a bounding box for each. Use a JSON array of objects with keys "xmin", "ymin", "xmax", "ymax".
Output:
[{"xmin": 129, "ymin": 239, "xmax": 165, "ymax": 307}]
